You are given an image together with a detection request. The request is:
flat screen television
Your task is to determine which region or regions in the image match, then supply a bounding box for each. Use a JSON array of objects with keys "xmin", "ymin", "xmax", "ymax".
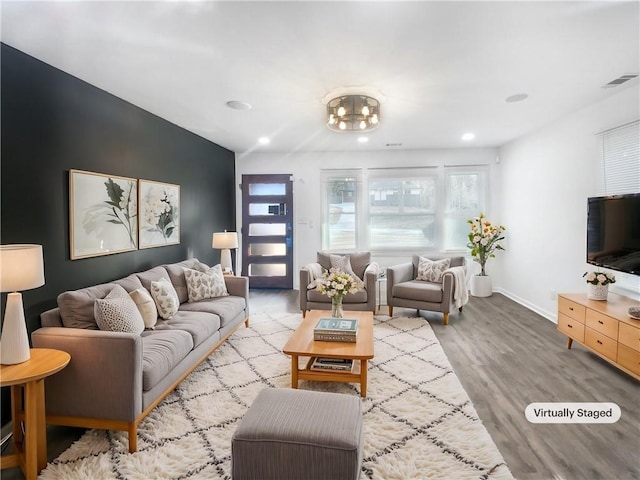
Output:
[{"xmin": 586, "ymin": 193, "xmax": 640, "ymax": 276}]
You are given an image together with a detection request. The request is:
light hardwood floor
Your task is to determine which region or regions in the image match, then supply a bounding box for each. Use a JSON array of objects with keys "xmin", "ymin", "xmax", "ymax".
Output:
[{"xmin": 3, "ymin": 290, "xmax": 638, "ymax": 479}]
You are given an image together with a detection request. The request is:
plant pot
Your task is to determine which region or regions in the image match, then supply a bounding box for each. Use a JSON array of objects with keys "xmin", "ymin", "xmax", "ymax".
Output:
[
  {"xmin": 587, "ymin": 284, "xmax": 609, "ymax": 301},
  {"xmin": 470, "ymin": 275, "xmax": 492, "ymax": 297}
]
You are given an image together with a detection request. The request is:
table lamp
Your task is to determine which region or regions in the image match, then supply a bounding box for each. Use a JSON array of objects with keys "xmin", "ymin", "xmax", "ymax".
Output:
[
  {"xmin": 0, "ymin": 244, "xmax": 45, "ymax": 365},
  {"xmin": 212, "ymin": 231, "xmax": 238, "ymax": 274}
]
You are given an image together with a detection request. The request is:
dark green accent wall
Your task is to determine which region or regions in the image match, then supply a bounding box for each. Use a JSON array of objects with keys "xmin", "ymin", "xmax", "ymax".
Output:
[{"xmin": 0, "ymin": 43, "xmax": 236, "ymax": 425}]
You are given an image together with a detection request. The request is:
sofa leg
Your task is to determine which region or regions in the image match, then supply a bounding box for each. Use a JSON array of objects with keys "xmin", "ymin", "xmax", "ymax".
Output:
[
  {"xmin": 443, "ymin": 313, "xmax": 449, "ymax": 326},
  {"xmin": 459, "ymin": 306, "xmax": 463, "ymax": 312},
  {"xmin": 388, "ymin": 306, "xmax": 393, "ymax": 317},
  {"xmin": 128, "ymin": 423, "xmax": 137, "ymax": 453},
  {"xmin": 302, "ymin": 310, "xmax": 306, "ymax": 319},
  {"xmin": 244, "ymin": 317, "xmax": 250, "ymax": 327}
]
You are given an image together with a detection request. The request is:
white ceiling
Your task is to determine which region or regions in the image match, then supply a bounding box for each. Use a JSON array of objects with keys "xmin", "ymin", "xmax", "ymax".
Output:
[{"xmin": 1, "ymin": 1, "xmax": 638, "ymax": 154}]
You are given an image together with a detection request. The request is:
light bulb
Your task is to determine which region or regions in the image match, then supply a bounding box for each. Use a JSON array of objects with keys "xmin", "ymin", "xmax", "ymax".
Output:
[
  {"xmin": 359, "ymin": 120, "xmax": 367, "ymax": 130},
  {"xmin": 370, "ymin": 114, "xmax": 378, "ymax": 124},
  {"xmin": 337, "ymin": 106, "xmax": 346, "ymax": 117},
  {"xmin": 362, "ymin": 105, "xmax": 370, "ymax": 116},
  {"xmin": 328, "ymin": 114, "xmax": 336, "ymax": 125},
  {"xmin": 339, "ymin": 121, "xmax": 346, "ymax": 130}
]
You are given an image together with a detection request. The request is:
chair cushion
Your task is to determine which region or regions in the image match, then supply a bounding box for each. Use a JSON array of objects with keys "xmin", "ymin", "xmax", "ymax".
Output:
[
  {"xmin": 412, "ymin": 255, "xmax": 464, "ymax": 277},
  {"xmin": 317, "ymin": 252, "xmax": 370, "ymax": 280},
  {"xmin": 393, "ymin": 280, "xmax": 443, "ymax": 303},
  {"xmin": 416, "ymin": 256, "xmax": 451, "ymax": 283}
]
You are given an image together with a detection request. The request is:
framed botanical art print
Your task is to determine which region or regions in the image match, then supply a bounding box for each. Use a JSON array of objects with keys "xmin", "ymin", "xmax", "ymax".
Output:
[
  {"xmin": 69, "ymin": 169, "xmax": 138, "ymax": 259},
  {"xmin": 138, "ymin": 179, "xmax": 180, "ymax": 249}
]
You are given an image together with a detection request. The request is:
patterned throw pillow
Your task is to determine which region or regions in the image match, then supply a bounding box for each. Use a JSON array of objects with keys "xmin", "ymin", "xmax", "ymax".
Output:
[
  {"xmin": 150, "ymin": 277, "xmax": 180, "ymax": 320},
  {"xmin": 94, "ymin": 285, "xmax": 145, "ymax": 334},
  {"xmin": 129, "ymin": 288, "xmax": 158, "ymax": 329},
  {"xmin": 184, "ymin": 264, "xmax": 229, "ymax": 302},
  {"xmin": 330, "ymin": 254, "xmax": 358, "ymax": 279},
  {"xmin": 416, "ymin": 257, "xmax": 451, "ymax": 283}
]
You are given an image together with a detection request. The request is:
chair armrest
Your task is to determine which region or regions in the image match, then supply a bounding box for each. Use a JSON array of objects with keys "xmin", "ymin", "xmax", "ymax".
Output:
[
  {"xmin": 225, "ymin": 275, "xmax": 249, "ymax": 299},
  {"xmin": 31, "ymin": 327, "xmax": 143, "ymax": 422},
  {"xmin": 387, "ymin": 262, "xmax": 413, "ymax": 286},
  {"xmin": 364, "ymin": 262, "xmax": 380, "ymax": 278},
  {"xmin": 441, "ymin": 271, "xmax": 455, "ymax": 302}
]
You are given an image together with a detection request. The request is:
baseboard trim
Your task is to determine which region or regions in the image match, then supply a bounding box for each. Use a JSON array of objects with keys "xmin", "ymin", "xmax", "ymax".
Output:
[{"xmin": 493, "ymin": 287, "xmax": 556, "ymax": 323}]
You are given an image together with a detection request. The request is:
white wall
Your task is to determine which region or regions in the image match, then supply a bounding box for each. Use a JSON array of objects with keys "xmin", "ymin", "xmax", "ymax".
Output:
[
  {"xmin": 235, "ymin": 148, "xmax": 499, "ymax": 289},
  {"xmin": 497, "ymin": 85, "xmax": 639, "ymax": 321}
]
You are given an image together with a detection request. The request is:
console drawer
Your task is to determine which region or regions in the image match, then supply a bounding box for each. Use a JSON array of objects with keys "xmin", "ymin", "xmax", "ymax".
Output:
[
  {"xmin": 558, "ymin": 297, "xmax": 585, "ymax": 323},
  {"xmin": 586, "ymin": 310, "xmax": 618, "ymax": 340},
  {"xmin": 558, "ymin": 313, "xmax": 585, "ymax": 342},
  {"xmin": 617, "ymin": 343, "xmax": 640, "ymax": 376},
  {"xmin": 585, "ymin": 328, "xmax": 617, "ymax": 361},
  {"xmin": 618, "ymin": 323, "xmax": 640, "ymax": 352}
]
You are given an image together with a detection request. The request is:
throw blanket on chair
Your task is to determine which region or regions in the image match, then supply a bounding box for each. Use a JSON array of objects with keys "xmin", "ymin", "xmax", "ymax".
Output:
[{"xmin": 444, "ymin": 266, "xmax": 469, "ymax": 309}]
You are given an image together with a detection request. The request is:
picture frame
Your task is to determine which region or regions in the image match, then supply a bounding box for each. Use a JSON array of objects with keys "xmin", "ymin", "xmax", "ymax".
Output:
[
  {"xmin": 69, "ymin": 169, "xmax": 138, "ymax": 260},
  {"xmin": 138, "ymin": 179, "xmax": 180, "ymax": 249}
]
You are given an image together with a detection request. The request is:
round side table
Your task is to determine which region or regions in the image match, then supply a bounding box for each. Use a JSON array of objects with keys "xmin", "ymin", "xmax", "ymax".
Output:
[{"xmin": 0, "ymin": 348, "xmax": 70, "ymax": 480}]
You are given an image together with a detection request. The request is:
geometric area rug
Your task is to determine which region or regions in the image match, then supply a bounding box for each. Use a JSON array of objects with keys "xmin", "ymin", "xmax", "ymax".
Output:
[{"xmin": 39, "ymin": 312, "xmax": 514, "ymax": 480}]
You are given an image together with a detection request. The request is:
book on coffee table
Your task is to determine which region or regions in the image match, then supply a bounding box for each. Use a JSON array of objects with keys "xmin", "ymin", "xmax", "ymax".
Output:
[
  {"xmin": 310, "ymin": 357, "xmax": 354, "ymax": 371},
  {"xmin": 314, "ymin": 318, "xmax": 358, "ymax": 342}
]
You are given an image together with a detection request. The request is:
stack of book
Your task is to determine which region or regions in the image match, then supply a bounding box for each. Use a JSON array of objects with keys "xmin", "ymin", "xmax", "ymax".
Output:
[
  {"xmin": 310, "ymin": 357, "xmax": 353, "ymax": 371},
  {"xmin": 313, "ymin": 318, "xmax": 358, "ymax": 342}
]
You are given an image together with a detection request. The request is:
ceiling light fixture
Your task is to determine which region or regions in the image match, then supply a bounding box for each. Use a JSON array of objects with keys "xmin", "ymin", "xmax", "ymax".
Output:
[
  {"xmin": 326, "ymin": 95, "xmax": 380, "ymax": 133},
  {"xmin": 505, "ymin": 93, "xmax": 529, "ymax": 103},
  {"xmin": 226, "ymin": 100, "xmax": 252, "ymax": 110},
  {"xmin": 258, "ymin": 137, "xmax": 270, "ymax": 145},
  {"xmin": 358, "ymin": 137, "xmax": 369, "ymax": 143},
  {"xmin": 462, "ymin": 132, "xmax": 475, "ymax": 141}
]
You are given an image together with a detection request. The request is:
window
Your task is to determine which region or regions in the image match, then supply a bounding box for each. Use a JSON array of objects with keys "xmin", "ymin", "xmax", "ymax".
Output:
[{"xmin": 322, "ymin": 165, "xmax": 488, "ymax": 253}]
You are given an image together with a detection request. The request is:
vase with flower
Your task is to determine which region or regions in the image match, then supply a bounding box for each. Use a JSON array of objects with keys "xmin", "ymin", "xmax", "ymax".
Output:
[
  {"xmin": 583, "ymin": 270, "xmax": 616, "ymax": 301},
  {"xmin": 467, "ymin": 214, "xmax": 506, "ymax": 297},
  {"xmin": 316, "ymin": 267, "xmax": 364, "ymax": 318}
]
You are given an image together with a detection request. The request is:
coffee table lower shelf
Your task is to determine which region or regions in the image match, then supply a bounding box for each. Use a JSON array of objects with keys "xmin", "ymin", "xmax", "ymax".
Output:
[{"xmin": 290, "ymin": 356, "xmax": 368, "ymax": 397}]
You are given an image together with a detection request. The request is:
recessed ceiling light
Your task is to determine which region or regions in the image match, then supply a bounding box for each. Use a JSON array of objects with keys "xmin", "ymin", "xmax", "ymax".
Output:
[
  {"xmin": 462, "ymin": 132, "xmax": 475, "ymax": 141},
  {"xmin": 258, "ymin": 137, "xmax": 270, "ymax": 145},
  {"xmin": 505, "ymin": 93, "xmax": 529, "ymax": 103},
  {"xmin": 358, "ymin": 137, "xmax": 369, "ymax": 143},
  {"xmin": 226, "ymin": 100, "xmax": 252, "ymax": 110}
]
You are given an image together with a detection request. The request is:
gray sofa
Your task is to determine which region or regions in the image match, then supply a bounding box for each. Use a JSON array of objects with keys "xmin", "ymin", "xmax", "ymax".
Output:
[{"xmin": 32, "ymin": 258, "xmax": 249, "ymax": 453}]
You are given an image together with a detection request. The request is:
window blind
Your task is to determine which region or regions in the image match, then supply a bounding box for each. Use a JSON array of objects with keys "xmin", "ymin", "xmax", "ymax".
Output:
[{"xmin": 601, "ymin": 120, "xmax": 640, "ymax": 195}]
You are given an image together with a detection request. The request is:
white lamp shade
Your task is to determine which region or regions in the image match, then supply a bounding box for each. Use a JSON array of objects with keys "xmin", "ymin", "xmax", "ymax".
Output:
[
  {"xmin": 212, "ymin": 232, "xmax": 238, "ymax": 249},
  {"xmin": 0, "ymin": 244, "xmax": 45, "ymax": 293}
]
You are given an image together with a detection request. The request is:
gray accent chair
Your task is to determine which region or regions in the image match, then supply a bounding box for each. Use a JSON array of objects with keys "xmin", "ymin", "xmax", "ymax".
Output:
[
  {"xmin": 387, "ymin": 255, "xmax": 466, "ymax": 325},
  {"xmin": 299, "ymin": 252, "xmax": 379, "ymax": 318}
]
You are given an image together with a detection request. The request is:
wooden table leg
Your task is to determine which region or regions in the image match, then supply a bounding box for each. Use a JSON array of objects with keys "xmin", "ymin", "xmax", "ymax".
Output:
[
  {"xmin": 360, "ymin": 359, "xmax": 368, "ymax": 398},
  {"xmin": 23, "ymin": 379, "xmax": 42, "ymax": 480},
  {"xmin": 291, "ymin": 355, "xmax": 299, "ymax": 389},
  {"xmin": 566, "ymin": 337, "xmax": 573, "ymax": 349}
]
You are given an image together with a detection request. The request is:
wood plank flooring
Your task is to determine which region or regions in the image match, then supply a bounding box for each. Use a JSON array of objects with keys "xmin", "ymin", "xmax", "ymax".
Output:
[{"xmin": 3, "ymin": 290, "xmax": 638, "ymax": 479}]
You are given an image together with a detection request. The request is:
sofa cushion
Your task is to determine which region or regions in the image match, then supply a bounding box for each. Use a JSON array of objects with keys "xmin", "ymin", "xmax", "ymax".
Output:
[
  {"xmin": 184, "ymin": 264, "xmax": 229, "ymax": 302},
  {"xmin": 393, "ymin": 280, "xmax": 443, "ymax": 303},
  {"xmin": 150, "ymin": 277, "xmax": 180, "ymax": 320},
  {"xmin": 113, "ymin": 274, "xmax": 144, "ymax": 293},
  {"xmin": 130, "ymin": 288, "xmax": 158, "ymax": 329},
  {"xmin": 57, "ymin": 283, "xmax": 114, "ymax": 329},
  {"xmin": 416, "ymin": 257, "xmax": 451, "ymax": 283},
  {"xmin": 179, "ymin": 296, "xmax": 246, "ymax": 328},
  {"xmin": 154, "ymin": 310, "xmax": 221, "ymax": 348},
  {"xmin": 163, "ymin": 259, "xmax": 206, "ymax": 304},
  {"xmin": 317, "ymin": 252, "xmax": 370, "ymax": 280},
  {"xmin": 94, "ymin": 285, "xmax": 145, "ymax": 334},
  {"xmin": 136, "ymin": 266, "xmax": 170, "ymax": 292},
  {"xmin": 141, "ymin": 330, "xmax": 194, "ymax": 391}
]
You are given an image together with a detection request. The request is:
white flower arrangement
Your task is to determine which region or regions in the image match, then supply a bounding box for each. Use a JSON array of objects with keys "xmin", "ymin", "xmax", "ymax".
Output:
[
  {"xmin": 316, "ymin": 267, "xmax": 364, "ymax": 303},
  {"xmin": 583, "ymin": 271, "xmax": 616, "ymax": 286}
]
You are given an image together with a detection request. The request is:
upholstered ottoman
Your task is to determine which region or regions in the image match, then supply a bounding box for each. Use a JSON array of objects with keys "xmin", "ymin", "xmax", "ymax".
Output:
[{"xmin": 231, "ymin": 388, "xmax": 363, "ymax": 480}]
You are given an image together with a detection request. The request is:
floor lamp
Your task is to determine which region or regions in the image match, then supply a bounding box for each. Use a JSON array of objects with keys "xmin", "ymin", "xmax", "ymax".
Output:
[
  {"xmin": 212, "ymin": 232, "xmax": 238, "ymax": 274},
  {"xmin": 0, "ymin": 244, "xmax": 45, "ymax": 365}
]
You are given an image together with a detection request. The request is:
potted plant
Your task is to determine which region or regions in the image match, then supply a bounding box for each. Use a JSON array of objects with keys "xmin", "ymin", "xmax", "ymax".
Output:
[
  {"xmin": 316, "ymin": 267, "xmax": 364, "ymax": 318},
  {"xmin": 583, "ymin": 270, "xmax": 616, "ymax": 301},
  {"xmin": 467, "ymin": 213, "xmax": 506, "ymax": 297}
]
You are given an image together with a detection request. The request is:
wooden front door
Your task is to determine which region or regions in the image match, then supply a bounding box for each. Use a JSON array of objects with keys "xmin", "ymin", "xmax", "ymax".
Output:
[{"xmin": 241, "ymin": 174, "xmax": 293, "ymax": 288}]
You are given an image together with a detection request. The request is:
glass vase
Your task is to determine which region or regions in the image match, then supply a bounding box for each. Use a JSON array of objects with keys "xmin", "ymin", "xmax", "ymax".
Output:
[{"xmin": 331, "ymin": 297, "xmax": 344, "ymax": 318}]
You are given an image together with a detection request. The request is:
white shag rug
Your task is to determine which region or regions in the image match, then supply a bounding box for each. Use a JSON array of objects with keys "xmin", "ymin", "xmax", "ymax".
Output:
[{"xmin": 40, "ymin": 313, "xmax": 513, "ymax": 480}]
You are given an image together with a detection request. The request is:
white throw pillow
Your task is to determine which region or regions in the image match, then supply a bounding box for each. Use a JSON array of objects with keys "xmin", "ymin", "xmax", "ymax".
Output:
[
  {"xmin": 330, "ymin": 254, "xmax": 358, "ymax": 278},
  {"xmin": 129, "ymin": 288, "xmax": 158, "ymax": 329},
  {"xmin": 416, "ymin": 257, "xmax": 451, "ymax": 283},
  {"xmin": 150, "ymin": 277, "xmax": 180, "ymax": 320},
  {"xmin": 94, "ymin": 285, "xmax": 145, "ymax": 334},
  {"xmin": 184, "ymin": 264, "xmax": 229, "ymax": 302}
]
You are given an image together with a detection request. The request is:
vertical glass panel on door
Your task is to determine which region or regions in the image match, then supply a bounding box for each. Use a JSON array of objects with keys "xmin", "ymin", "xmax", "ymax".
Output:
[
  {"xmin": 248, "ymin": 243, "xmax": 287, "ymax": 256},
  {"xmin": 248, "ymin": 223, "xmax": 287, "ymax": 236},
  {"xmin": 249, "ymin": 183, "xmax": 286, "ymax": 196},
  {"xmin": 249, "ymin": 263, "xmax": 286, "ymax": 277}
]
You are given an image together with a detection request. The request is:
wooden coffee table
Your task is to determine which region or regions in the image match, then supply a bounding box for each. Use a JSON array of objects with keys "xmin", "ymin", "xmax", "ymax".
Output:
[{"xmin": 282, "ymin": 310, "xmax": 374, "ymax": 397}]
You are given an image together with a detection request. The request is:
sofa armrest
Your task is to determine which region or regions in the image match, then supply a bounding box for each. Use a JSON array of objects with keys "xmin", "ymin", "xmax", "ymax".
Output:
[
  {"xmin": 31, "ymin": 327, "xmax": 143, "ymax": 422},
  {"xmin": 224, "ymin": 275, "xmax": 249, "ymax": 299}
]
